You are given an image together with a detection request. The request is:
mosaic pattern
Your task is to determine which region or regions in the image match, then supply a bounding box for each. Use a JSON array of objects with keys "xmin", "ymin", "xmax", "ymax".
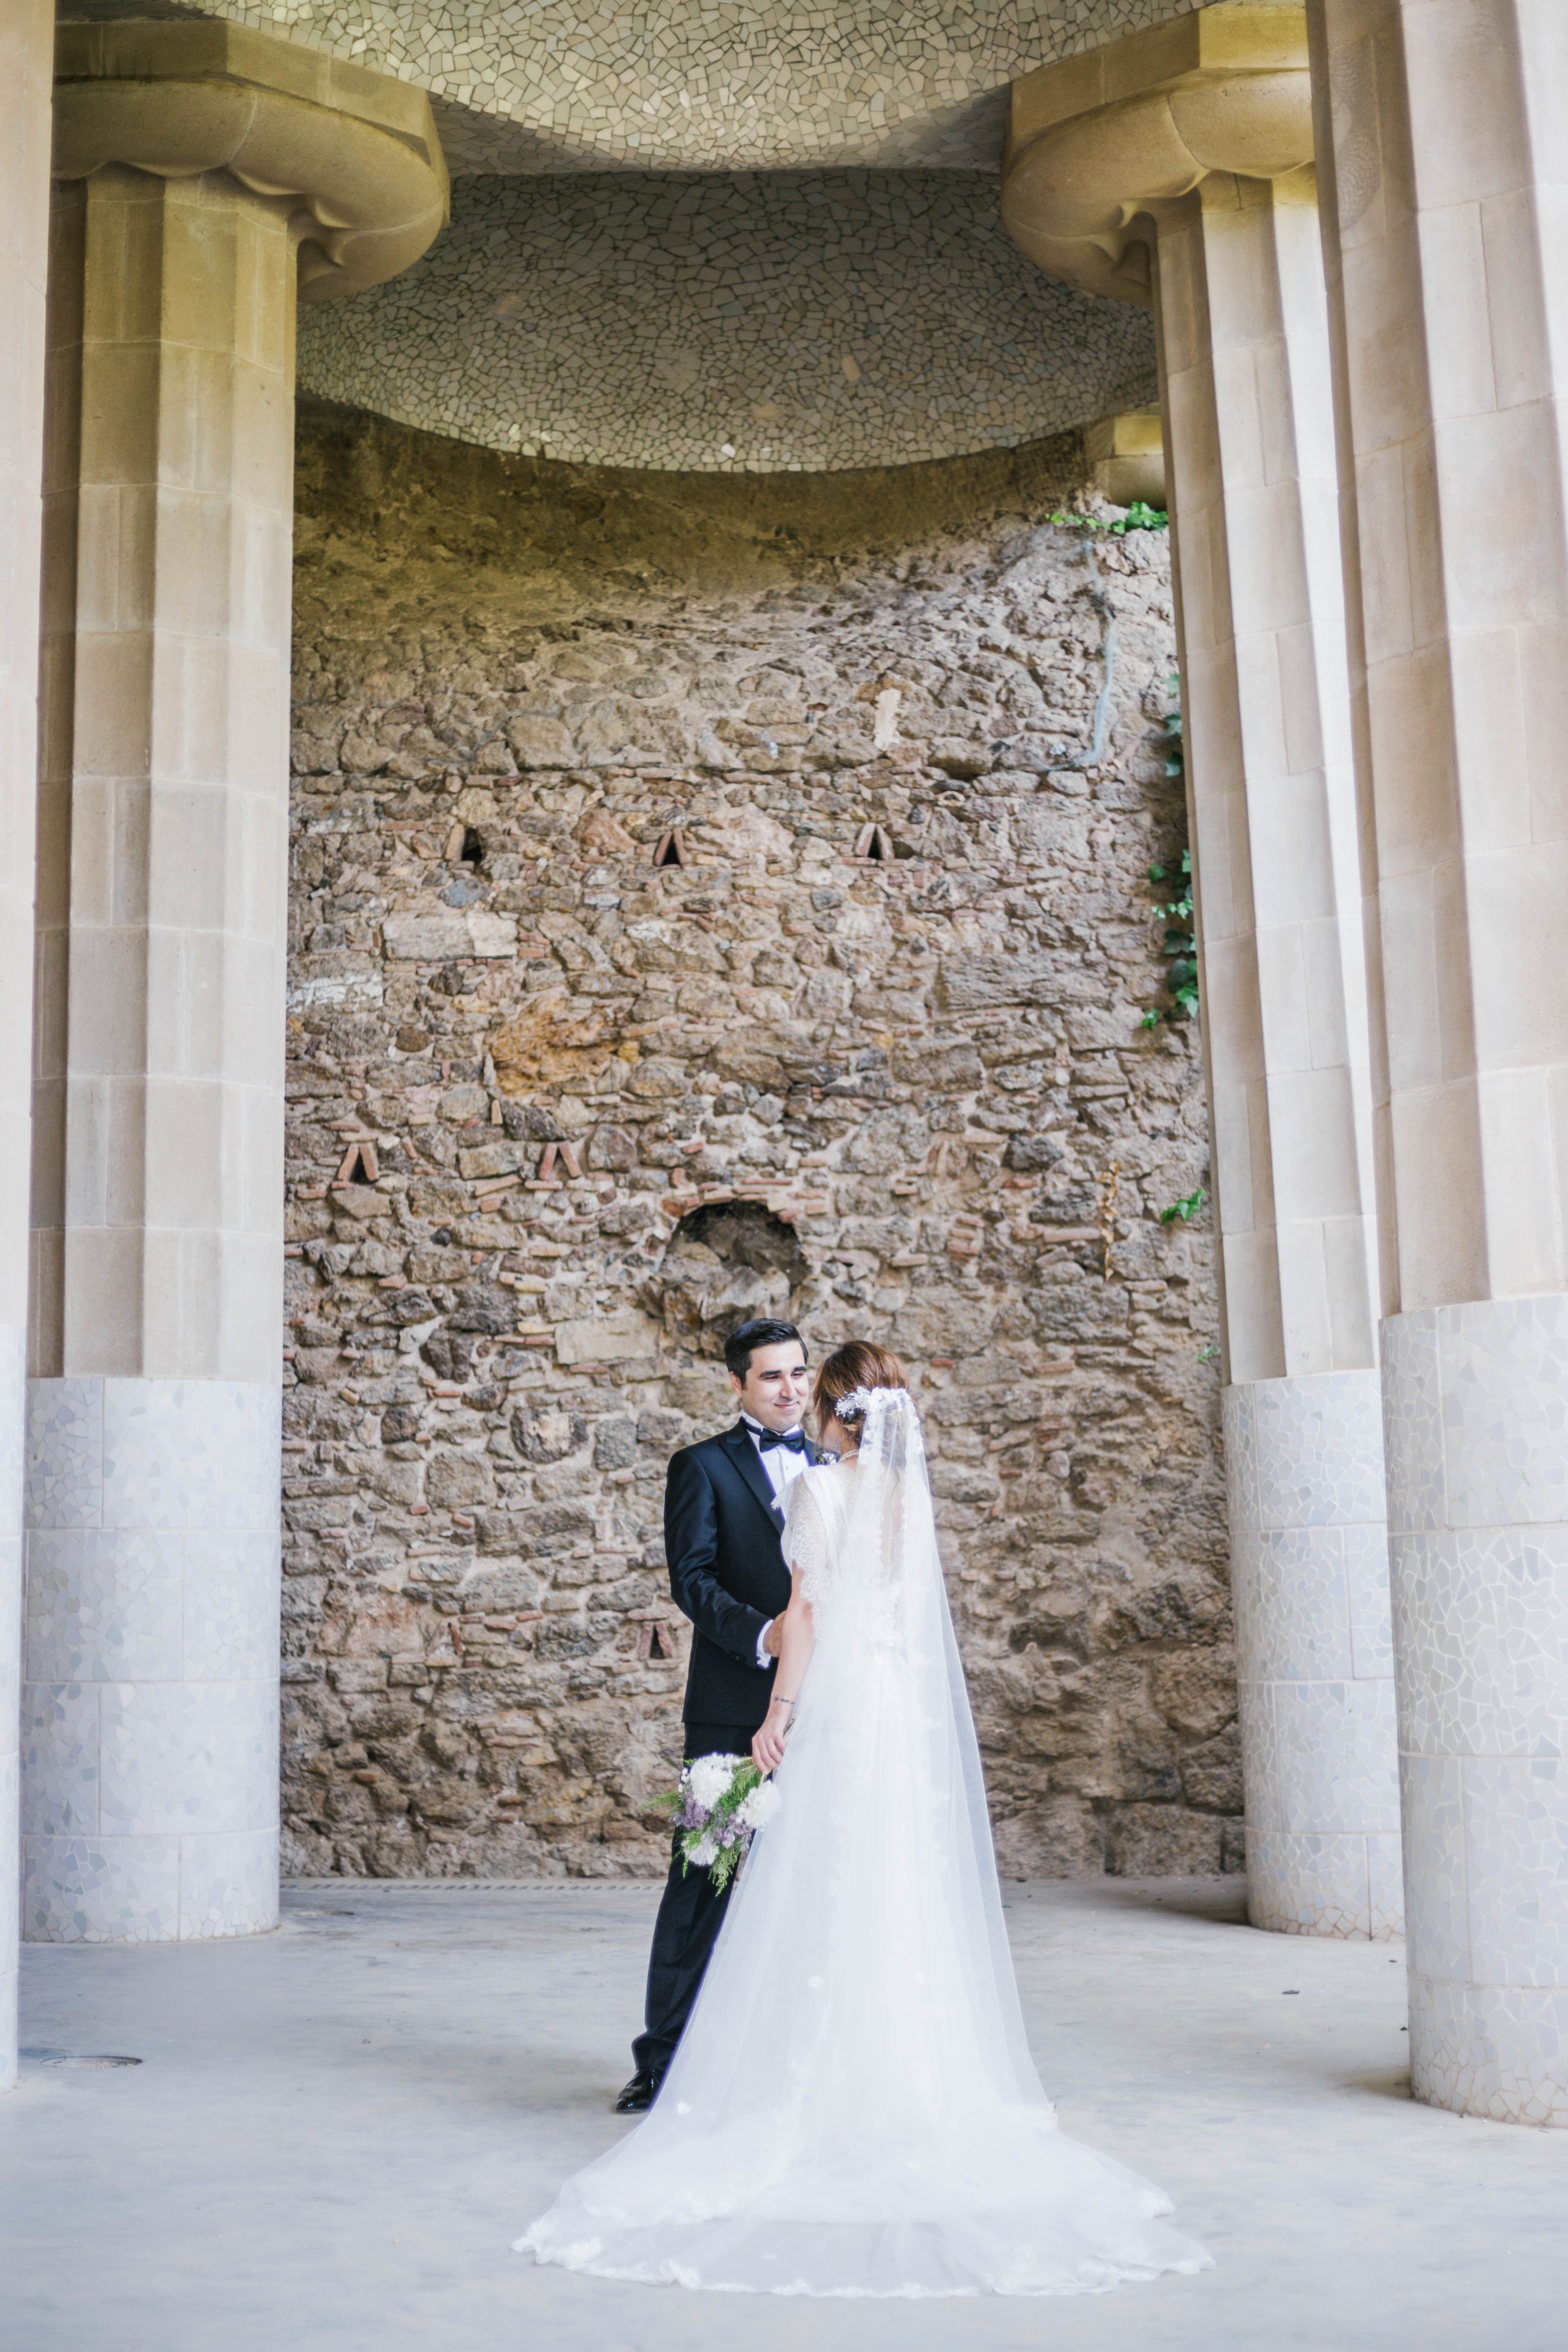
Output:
[
  {"xmin": 97, "ymin": 0, "xmax": 1209, "ymax": 173},
  {"xmin": 1, "ymin": 1322, "xmax": 21, "ymax": 2083},
  {"xmin": 1385, "ymin": 1298, "xmax": 1568, "ymax": 2124},
  {"xmin": 20, "ymin": 1377, "xmax": 282, "ymax": 1943},
  {"xmin": 0, "ymin": 1747, "xmax": 18, "ymax": 1945},
  {"xmin": 19, "ymin": 1682, "xmax": 100, "ymax": 1838},
  {"xmin": 1226, "ymin": 1370, "xmax": 1401, "ymax": 1940},
  {"xmin": 1409, "ymin": 1972, "xmax": 1568, "ymax": 2129},
  {"xmin": 101, "ymin": 1381, "xmax": 281, "ymax": 1535},
  {"xmin": 296, "ymin": 171, "xmax": 1160, "ymax": 473},
  {"xmin": 0, "ymin": 1318, "xmax": 23, "ymax": 1542},
  {"xmin": 22, "ymin": 1829, "xmax": 282, "ymax": 1947},
  {"xmin": 1251, "ymin": 1371, "xmax": 1389, "ymax": 1532},
  {"xmin": 1398, "ymin": 1753, "xmax": 1470, "ymax": 1985},
  {"xmin": 25, "ymin": 1531, "xmax": 185, "ymax": 1684},
  {"xmin": 22, "ymin": 1835, "xmax": 182, "ymax": 1947},
  {"xmin": 1391, "ymin": 1526, "xmax": 1568, "ymax": 1763},
  {"xmin": 99, "ymin": 1682, "xmax": 280, "ymax": 1840},
  {"xmin": 178, "ymin": 1830, "xmax": 283, "ymax": 1942},
  {"xmin": 25, "ymin": 1379, "xmax": 103, "ymax": 1530},
  {"xmin": 1380, "ymin": 1308, "xmax": 1444, "ymax": 1534},
  {"xmin": 184, "ymin": 1536, "xmax": 284, "ymax": 1682},
  {"xmin": 1437, "ymin": 1295, "xmax": 1568, "ymax": 1529},
  {"xmin": 1247, "ymin": 1829, "xmax": 1404, "ymax": 1943}
]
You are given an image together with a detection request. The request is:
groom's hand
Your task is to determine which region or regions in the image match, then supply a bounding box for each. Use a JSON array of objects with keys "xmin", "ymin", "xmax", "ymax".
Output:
[{"xmin": 762, "ymin": 1618, "xmax": 783, "ymax": 1658}]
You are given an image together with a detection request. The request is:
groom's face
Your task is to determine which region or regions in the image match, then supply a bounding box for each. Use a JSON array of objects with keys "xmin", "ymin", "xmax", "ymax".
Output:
[{"xmin": 732, "ymin": 1342, "xmax": 810, "ymax": 1432}]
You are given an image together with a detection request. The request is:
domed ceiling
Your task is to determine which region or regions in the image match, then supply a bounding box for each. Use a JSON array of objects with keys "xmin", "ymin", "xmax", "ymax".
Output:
[
  {"xmin": 69, "ymin": 0, "xmax": 1206, "ymax": 170},
  {"xmin": 65, "ymin": 0, "xmax": 1202, "ymax": 469}
]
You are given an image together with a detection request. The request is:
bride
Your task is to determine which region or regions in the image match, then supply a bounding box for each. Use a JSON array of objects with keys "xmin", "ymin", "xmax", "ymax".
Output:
[{"xmin": 518, "ymin": 1340, "xmax": 1212, "ymax": 2299}]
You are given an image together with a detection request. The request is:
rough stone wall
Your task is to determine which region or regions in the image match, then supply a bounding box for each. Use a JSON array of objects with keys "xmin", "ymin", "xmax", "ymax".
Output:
[{"xmin": 282, "ymin": 400, "xmax": 1241, "ymax": 1882}]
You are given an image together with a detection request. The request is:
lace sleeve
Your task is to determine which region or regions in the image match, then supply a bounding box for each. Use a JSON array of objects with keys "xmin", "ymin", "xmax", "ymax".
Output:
[{"xmin": 781, "ymin": 1473, "xmax": 832, "ymax": 1612}]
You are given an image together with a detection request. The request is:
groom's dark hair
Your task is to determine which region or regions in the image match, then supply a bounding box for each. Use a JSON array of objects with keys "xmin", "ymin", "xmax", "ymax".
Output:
[{"xmin": 724, "ymin": 1318, "xmax": 806, "ymax": 1382}]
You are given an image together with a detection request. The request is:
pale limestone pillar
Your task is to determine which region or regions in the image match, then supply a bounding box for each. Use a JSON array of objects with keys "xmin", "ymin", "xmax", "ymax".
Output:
[
  {"xmin": 23, "ymin": 24, "xmax": 445, "ymax": 1945},
  {"xmin": 1004, "ymin": 5, "xmax": 1398, "ymax": 1938},
  {"xmin": 1154, "ymin": 174, "xmax": 1398, "ymax": 1938},
  {"xmin": 1310, "ymin": 0, "xmax": 1568, "ymax": 2123},
  {"xmin": 0, "ymin": 0, "xmax": 54, "ymax": 2089},
  {"xmin": 1083, "ymin": 408, "xmax": 1166, "ymax": 508}
]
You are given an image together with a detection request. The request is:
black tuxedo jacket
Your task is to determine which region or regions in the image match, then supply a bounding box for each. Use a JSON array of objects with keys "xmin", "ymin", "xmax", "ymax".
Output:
[{"xmin": 664, "ymin": 1420, "xmax": 825, "ymax": 1731}]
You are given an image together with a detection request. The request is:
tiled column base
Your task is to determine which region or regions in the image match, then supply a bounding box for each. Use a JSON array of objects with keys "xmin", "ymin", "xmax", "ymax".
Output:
[
  {"xmin": 1385, "ymin": 1299, "xmax": 1568, "ymax": 2125},
  {"xmin": 21, "ymin": 1379, "xmax": 281, "ymax": 1943},
  {"xmin": 0, "ymin": 1326, "xmax": 24, "ymax": 2087},
  {"xmin": 1226, "ymin": 1370, "xmax": 1402, "ymax": 1940}
]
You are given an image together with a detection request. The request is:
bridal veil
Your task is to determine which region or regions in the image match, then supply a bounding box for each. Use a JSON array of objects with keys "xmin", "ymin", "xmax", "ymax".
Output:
[{"xmin": 519, "ymin": 1387, "xmax": 1211, "ymax": 2297}]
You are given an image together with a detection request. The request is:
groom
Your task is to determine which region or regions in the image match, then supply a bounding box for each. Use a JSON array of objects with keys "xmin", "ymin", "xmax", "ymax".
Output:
[{"xmin": 616, "ymin": 1317, "xmax": 822, "ymax": 2113}]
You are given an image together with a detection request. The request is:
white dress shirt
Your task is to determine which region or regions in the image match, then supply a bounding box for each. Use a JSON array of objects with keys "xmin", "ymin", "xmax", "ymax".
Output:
[{"xmin": 741, "ymin": 1412, "xmax": 810, "ymax": 1670}]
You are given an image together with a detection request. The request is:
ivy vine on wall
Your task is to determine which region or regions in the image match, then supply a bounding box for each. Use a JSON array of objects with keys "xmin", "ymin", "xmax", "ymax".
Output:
[{"xmin": 1141, "ymin": 680, "xmax": 1196, "ymax": 1028}]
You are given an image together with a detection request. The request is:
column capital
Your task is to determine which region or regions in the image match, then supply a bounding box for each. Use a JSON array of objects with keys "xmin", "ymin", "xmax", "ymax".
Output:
[
  {"xmin": 1001, "ymin": 2, "xmax": 1313, "ymax": 303},
  {"xmin": 52, "ymin": 19, "xmax": 447, "ymax": 302}
]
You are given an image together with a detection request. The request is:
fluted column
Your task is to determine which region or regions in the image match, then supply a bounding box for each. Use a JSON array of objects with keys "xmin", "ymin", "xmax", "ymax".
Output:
[
  {"xmin": 1311, "ymin": 0, "xmax": 1568, "ymax": 2122},
  {"xmin": 1154, "ymin": 172, "xmax": 1396, "ymax": 1938},
  {"xmin": 0, "ymin": 0, "xmax": 53, "ymax": 2089},
  {"xmin": 1005, "ymin": 4, "xmax": 1398, "ymax": 1937},
  {"xmin": 23, "ymin": 23, "xmax": 445, "ymax": 1945}
]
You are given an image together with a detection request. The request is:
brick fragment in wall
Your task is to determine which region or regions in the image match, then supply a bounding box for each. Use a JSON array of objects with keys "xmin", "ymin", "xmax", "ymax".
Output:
[{"xmin": 281, "ymin": 407, "xmax": 1238, "ymax": 1885}]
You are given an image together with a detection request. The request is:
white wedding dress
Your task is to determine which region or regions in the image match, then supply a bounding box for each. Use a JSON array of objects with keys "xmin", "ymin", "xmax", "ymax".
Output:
[{"xmin": 518, "ymin": 1389, "xmax": 1212, "ymax": 2298}]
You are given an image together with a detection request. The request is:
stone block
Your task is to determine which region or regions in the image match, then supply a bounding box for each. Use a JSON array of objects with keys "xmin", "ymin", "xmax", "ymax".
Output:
[
  {"xmin": 554, "ymin": 1314, "xmax": 660, "ymax": 1368},
  {"xmin": 383, "ymin": 911, "xmax": 517, "ymax": 960}
]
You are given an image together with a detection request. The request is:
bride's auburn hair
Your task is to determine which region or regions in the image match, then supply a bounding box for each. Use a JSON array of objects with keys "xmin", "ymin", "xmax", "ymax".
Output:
[{"xmin": 812, "ymin": 1339, "xmax": 908, "ymax": 1433}]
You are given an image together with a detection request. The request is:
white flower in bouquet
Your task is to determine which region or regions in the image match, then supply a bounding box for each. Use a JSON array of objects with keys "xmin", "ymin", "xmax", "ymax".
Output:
[
  {"xmin": 651, "ymin": 1751, "xmax": 782, "ymax": 1893},
  {"xmin": 686, "ymin": 1752, "xmax": 742, "ymax": 1810},
  {"xmin": 736, "ymin": 1780, "xmax": 781, "ymax": 1833}
]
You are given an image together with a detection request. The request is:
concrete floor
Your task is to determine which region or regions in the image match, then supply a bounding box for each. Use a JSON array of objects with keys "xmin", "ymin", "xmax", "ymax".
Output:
[{"xmin": 4, "ymin": 1877, "xmax": 1567, "ymax": 2351}]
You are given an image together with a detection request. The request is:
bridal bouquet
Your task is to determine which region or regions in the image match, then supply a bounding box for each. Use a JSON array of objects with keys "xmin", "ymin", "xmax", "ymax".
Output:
[{"xmin": 653, "ymin": 1753, "xmax": 781, "ymax": 1892}]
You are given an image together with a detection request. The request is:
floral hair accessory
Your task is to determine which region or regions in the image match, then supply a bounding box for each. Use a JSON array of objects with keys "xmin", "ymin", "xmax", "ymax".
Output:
[{"xmin": 832, "ymin": 1386, "xmax": 876, "ymax": 1422}]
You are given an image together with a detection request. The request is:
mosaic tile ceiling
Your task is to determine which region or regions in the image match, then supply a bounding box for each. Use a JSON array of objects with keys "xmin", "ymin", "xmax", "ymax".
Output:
[
  {"xmin": 76, "ymin": 0, "xmax": 1209, "ymax": 172},
  {"xmin": 296, "ymin": 170, "xmax": 1160, "ymax": 472}
]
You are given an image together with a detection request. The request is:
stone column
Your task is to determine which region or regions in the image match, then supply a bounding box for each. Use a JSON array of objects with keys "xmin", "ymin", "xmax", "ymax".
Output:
[
  {"xmin": 1155, "ymin": 173, "xmax": 1397, "ymax": 1939},
  {"xmin": 23, "ymin": 23, "xmax": 445, "ymax": 1945},
  {"xmin": 1310, "ymin": 0, "xmax": 1568, "ymax": 2121},
  {"xmin": 0, "ymin": 0, "xmax": 53, "ymax": 2088},
  {"xmin": 1004, "ymin": 4, "xmax": 1399, "ymax": 1937}
]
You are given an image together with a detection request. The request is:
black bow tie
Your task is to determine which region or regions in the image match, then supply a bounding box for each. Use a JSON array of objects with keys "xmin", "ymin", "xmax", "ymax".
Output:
[{"xmin": 757, "ymin": 1426, "xmax": 808, "ymax": 1455}]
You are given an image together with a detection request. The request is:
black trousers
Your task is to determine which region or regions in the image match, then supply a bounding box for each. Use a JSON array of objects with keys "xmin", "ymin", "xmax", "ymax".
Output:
[{"xmin": 632, "ymin": 1720, "xmax": 756, "ymax": 2078}]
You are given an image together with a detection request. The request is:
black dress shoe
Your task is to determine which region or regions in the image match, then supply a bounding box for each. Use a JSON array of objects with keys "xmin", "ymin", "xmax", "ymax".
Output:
[{"xmin": 614, "ymin": 2067, "xmax": 663, "ymax": 2114}]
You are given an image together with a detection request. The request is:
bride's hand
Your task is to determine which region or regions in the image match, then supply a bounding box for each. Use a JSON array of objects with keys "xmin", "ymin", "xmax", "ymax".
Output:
[{"xmin": 752, "ymin": 1698, "xmax": 791, "ymax": 1773}]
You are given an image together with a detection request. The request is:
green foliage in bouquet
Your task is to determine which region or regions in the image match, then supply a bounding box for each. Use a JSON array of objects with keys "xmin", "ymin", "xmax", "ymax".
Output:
[{"xmin": 652, "ymin": 1754, "xmax": 778, "ymax": 1894}]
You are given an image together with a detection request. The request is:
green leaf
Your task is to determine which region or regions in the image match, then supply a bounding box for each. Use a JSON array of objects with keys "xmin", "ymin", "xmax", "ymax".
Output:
[
  {"xmin": 1140, "ymin": 1008, "xmax": 1162, "ymax": 1030},
  {"xmin": 1161, "ymin": 1186, "xmax": 1209, "ymax": 1224}
]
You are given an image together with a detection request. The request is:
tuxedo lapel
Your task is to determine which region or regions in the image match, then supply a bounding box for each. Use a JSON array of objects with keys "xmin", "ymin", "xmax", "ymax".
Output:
[{"xmin": 722, "ymin": 1419, "xmax": 787, "ymax": 1532}]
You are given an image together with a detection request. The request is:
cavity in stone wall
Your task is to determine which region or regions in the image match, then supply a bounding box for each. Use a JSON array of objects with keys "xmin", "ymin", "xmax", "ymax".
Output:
[{"xmin": 282, "ymin": 405, "xmax": 1240, "ymax": 1882}]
